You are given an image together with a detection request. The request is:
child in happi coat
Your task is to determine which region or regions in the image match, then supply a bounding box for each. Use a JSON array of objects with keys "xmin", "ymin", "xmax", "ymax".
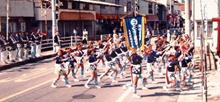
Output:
[
  {"xmin": 51, "ymin": 49, "xmax": 71, "ymax": 88},
  {"xmin": 84, "ymin": 48, "xmax": 101, "ymax": 89}
]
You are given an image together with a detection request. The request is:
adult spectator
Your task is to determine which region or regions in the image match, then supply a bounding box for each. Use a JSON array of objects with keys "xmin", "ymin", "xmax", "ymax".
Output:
[
  {"xmin": 82, "ymin": 29, "xmax": 88, "ymax": 45},
  {"xmin": 54, "ymin": 32, "xmax": 61, "ymax": 53},
  {"xmin": 16, "ymin": 32, "xmax": 23, "ymax": 61},
  {"xmin": 34, "ymin": 31, "xmax": 43, "ymax": 57},
  {"xmin": 9, "ymin": 33, "xmax": 17, "ymax": 62},
  {"xmin": 20, "ymin": 32, "xmax": 30, "ymax": 60},
  {"xmin": 0, "ymin": 33, "xmax": 9, "ymax": 64},
  {"xmin": 30, "ymin": 32, "xmax": 37, "ymax": 58}
]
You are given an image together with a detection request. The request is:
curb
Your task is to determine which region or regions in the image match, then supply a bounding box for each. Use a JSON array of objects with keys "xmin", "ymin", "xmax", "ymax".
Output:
[{"xmin": 0, "ymin": 53, "xmax": 56, "ymax": 71}]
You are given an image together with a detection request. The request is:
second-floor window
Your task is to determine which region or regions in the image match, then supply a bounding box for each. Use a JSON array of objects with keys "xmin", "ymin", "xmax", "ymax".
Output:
[
  {"xmin": 127, "ymin": 1, "xmax": 132, "ymax": 12},
  {"xmin": 207, "ymin": 22, "xmax": 213, "ymax": 38},
  {"xmin": 148, "ymin": 3, "xmax": 153, "ymax": 14},
  {"xmin": 60, "ymin": 1, "xmax": 68, "ymax": 9},
  {"xmin": 72, "ymin": 2, "xmax": 80, "ymax": 10},
  {"xmin": 82, "ymin": 3, "xmax": 90, "ymax": 10}
]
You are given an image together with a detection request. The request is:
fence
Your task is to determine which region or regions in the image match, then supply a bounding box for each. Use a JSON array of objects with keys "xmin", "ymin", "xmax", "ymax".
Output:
[{"xmin": 41, "ymin": 36, "xmax": 82, "ymax": 51}]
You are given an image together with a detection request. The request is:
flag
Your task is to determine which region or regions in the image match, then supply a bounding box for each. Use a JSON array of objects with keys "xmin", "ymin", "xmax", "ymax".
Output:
[{"xmin": 123, "ymin": 16, "xmax": 146, "ymax": 50}]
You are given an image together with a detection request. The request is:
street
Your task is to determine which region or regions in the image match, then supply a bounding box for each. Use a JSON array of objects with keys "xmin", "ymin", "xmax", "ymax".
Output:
[{"xmin": 0, "ymin": 57, "xmax": 182, "ymax": 102}]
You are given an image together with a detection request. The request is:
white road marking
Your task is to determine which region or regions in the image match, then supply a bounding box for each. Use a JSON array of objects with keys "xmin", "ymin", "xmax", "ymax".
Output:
[
  {"xmin": 115, "ymin": 88, "xmax": 131, "ymax": 102},
  {"xmin": 0, "ymin": 79, "xmax": 53, "ymax": 102},
  {"xmin": 0, "ymin": 78, "xmax": 12, "ymax": 83},
  {"xmin": 15, "ymin": 71, "xmax": 52, "ymax": 82},
  {"xmin": 0, "ymin": 68, "xmax": 52, "ymax": 83}
]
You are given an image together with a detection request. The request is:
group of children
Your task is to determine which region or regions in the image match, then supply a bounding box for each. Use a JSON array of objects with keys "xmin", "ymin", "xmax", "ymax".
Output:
[{"xmin": 51, "ymin": 33, "xmax": 194, "ymax": 98}]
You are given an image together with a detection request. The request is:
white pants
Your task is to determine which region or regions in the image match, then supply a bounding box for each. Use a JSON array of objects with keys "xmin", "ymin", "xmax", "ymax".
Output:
[
  {"xmin": 54, "ymin": 43, "xmax": 60, "ymax": 53},
  {"xmin": 17, "ymin": 45, "xmax": 23, "ymax": 60},
  {"xmin": 23, "ymin": 48, "xmax": 29, "ymax": 60},
  {"xmin": 31, "ymin": 44, "xmax": 36, "ymax": 58},
  {"xmin": 36, "ymin": 44, "xmax": 41, "ymax": 57},
  {"xmin": 9, "ymin": 50, "xmax": 16, "ymax": 61},
  {"xmin": 0, "ymin": 50, "xmax": 8, "ymax": 63}
]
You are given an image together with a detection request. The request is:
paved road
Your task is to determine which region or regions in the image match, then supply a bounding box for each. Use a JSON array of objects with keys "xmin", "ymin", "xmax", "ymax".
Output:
[{"xmin": 0, "ymin": 57, "xmax": 182, "ymax": 102}]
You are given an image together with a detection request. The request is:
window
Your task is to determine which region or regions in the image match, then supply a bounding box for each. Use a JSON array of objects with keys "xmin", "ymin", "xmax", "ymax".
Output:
[
  {"xmin": 148, "ymin": 3, "xmax": 153, "ymax": 14},
  {"xmin": 72, "ymin": 2, "xmax": 80, "ymax": 9},
  {"xmin": 127, "ymin": 1, "xmax": 132, "ymax": 12},
  {"xmin": 41, "ymin": 0, "xmax": 51, "ymax": 8},
  {"xmin": 68, "ymin": 2, "xmax": 72, "ymax": 9},
  {"xmin": 82, "ymin": 3, "xmax": 90, "ymax": 10},
  {"xmin": 197, "ymin": 22, "xmax": 202, "ymax": 38},
  {"xmin": 60, "ymin": 1, "xmax": 68, "ymax": 9},
  {"xmin": 207, "ymin": 22, "xmax": 213, "ymax": 38},
  {"xmin": 20, "ymin": 22, "xmax": 26, "ymax": 32},
  {"xmin": 197, "ymin": 22, "xmax": 213, "ymax": 38}
]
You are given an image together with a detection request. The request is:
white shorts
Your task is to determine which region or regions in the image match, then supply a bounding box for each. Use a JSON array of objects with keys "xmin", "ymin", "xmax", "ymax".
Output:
[
  {"xmin": 75, "ymin": 57, "xmax": 83, "ymax": 64},
  {"xmin": 88, "ymin": 63, "xmax": 97, "ymax": 71},
  {"xmin": 181, "ymin": 67, "xmax": 188, "ymax": 77},
  {"xmin": 167, "ymin": 71, "xmax": 175, "ymax": 81},
  {"xmin": 106, "ymin": 61, "xmax": 116, "ymax": 69},
  {"xmin": 54, "ymin": 64, "xmax": 67, "ymax": 75},
  {"xmin": 146, "ymin": 63, "xmax": 154, "ymax": 72}
]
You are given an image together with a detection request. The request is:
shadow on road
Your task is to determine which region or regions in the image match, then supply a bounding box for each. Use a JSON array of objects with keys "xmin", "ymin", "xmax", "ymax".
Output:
[{"xmin": 141, "ymin": 92, "xmax": 180, "ymax": 97}]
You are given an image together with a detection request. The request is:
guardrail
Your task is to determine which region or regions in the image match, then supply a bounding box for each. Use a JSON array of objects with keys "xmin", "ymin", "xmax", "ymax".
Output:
[{"xmin": 41, "ymin": 36, "xmax": 82, "ymax": 51}]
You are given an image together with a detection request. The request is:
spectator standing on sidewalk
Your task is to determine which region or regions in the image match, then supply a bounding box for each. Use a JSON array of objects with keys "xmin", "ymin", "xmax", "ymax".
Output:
[
  {"xmin": 82, "ymin": 29, "xmax": 88, "ymax": 45},
  {"xmin": 30, "ymin": 32, "xmax": 37, "ymax": 58},
  {"xmin": 54, "ymin": 32, "xmax": 61, "ymax": 53},
  {"xmin": 34, "ymin": 30, "xmax": 43, "ymax": 57},
  {"xmin": 20, "ymin": 32, "xmax": 30, "ymax": 60},
  {"xmin": 145, "ymin": 28, "xmax": 151, "ymax": 45},
  {"xmin": 113, "ymin": 28, "xmax": 118, "ymax": 43},
  {"xmin": 0, "ymin": 33, "xmax": 9, "ymax": 64},
  {"xmin": 16, "ymin": 32, "xmax": 23, "ymax": 61},
  {"xmin": 9, "ymin": 33, "xmax": 17, "ymax": 62}
]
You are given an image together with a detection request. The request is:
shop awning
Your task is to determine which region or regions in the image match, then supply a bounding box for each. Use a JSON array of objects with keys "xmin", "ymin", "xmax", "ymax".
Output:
[
  {"xmin": 212, "ymin": 17, "xmax": 220, "ymax": 21},
  {"xmin": 96, "ymin": 14, "xmax": 122, "ymax": 20},
  {"xmin": 73, "ymin": 0, "xmax": 122, "ymax": 7},
  {"xmin": 60, "ymin": 10, "xmax": 96, "ymax": 21},
  {"xmin": 146, "ymin": 15, "xmax": 159, "ymax": 21}
]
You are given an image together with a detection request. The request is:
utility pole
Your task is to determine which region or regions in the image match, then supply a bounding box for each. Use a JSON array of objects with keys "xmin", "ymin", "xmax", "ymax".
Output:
[
  {"xmin": 52, "ymin": 0, "xmax": 56, "ymax": 52},
  {"xmin": 170, "ymin": 0, "xmax": 172, "ymax": 14},
  {"xmin": 199, "ymin": 0, "xmax": 207, "ymax": 101},
  {"xmin": 134, "ymin": 0, "xmax": 139, "ymax": 17},
  {"xmin": 185, "ymin": 0, "xmax": 191, "ymax": 36},
  {"xmin": 6, "ymin": 0, "xmax": 9, "ymax": 41},
  {"xmin": 192, "ymin": 0, "xmax": 196, "ymax": 46}
]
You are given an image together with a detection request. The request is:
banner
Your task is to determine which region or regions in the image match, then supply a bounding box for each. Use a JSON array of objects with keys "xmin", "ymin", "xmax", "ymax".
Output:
[{"xmin": 123, "ymin": 16, "xmax": 145, "ymax": 49}]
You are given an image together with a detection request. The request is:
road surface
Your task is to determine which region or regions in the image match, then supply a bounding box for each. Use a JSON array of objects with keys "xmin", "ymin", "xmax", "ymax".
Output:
[{"xmin": 0, "ymin": 57, "xmax": 187, "ymax": 102}]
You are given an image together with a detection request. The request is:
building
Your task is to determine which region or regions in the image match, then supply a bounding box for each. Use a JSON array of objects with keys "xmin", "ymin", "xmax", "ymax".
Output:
[
  {"xmin": 94, "ymin": 0, "xmax": 124, "ymax": 36},
  {"xmin": 34, "ymin": 0, "xmax": 122, "ymax": 40},
  {"xmin": 0, "ymin": 0, "xmax": 169, "ymax": 40},
  {"xmin": 95, "ymin": 0, "xmax": 168, "ymax": 36},
  {"xmin": 193, "ymin": 0, "xmax": 220, "ymax": 53},
  {"xmin": 139, "ymin": 0, "xmax": 167, "ymax": 35},
  {"xmin": 34, "ymin": 0, "xmax": 97, "ymax": 39},
  {"xmin": 0, "ymin": 0, "xmax": 35, "ymax": 33}
]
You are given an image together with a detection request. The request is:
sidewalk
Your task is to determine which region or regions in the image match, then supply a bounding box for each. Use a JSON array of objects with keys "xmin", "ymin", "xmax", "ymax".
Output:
[
  {"xmin": 207, "ymin": 70, "xmax": 220, "ymax": 102},
  {"xmin": 177, "ymin": 68, "xmax": 220, "ymax": 102},
  {"xmin": 0, "ymin": 51, "xmax": 56, "ymax": 71}
]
